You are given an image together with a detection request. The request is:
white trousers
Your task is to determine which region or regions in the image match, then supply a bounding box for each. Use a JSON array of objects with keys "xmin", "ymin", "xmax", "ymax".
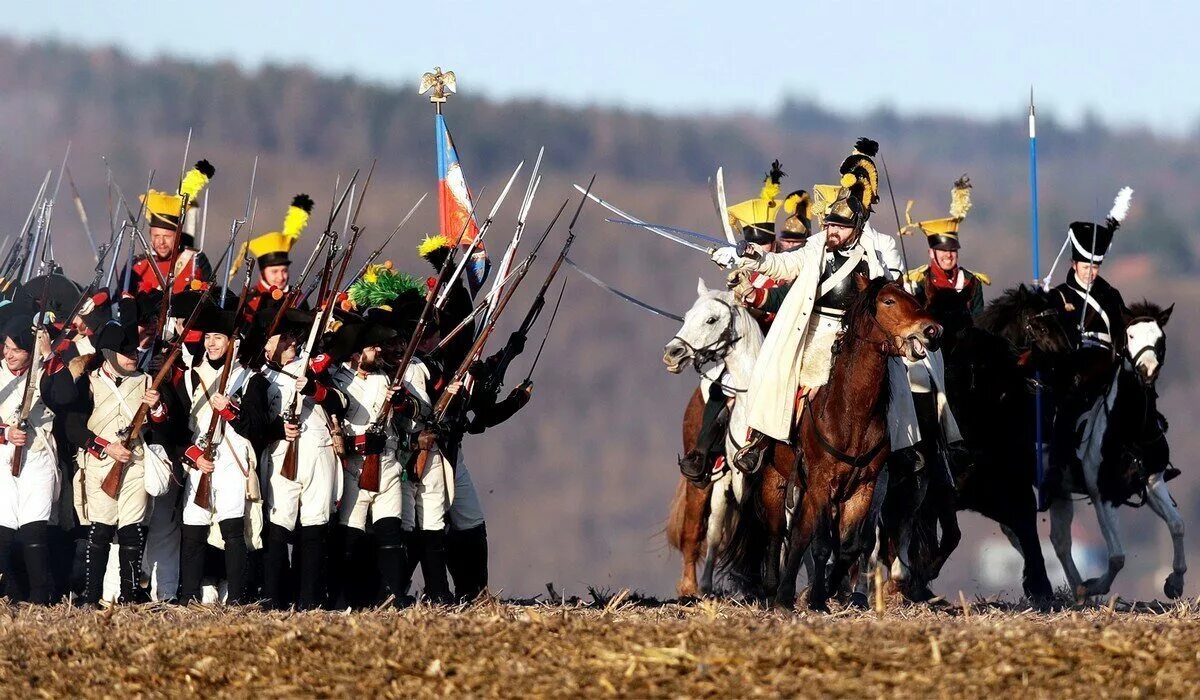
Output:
[
  {"xmin": 402, "ymin": 451, "xmax": 447, "ymax": 532},
  {"xmin": 182, "ymin": 450, "xmax": 248, "ymax": 527},
  {"xmin": 448, "ymin": 456, "xmax": 485, "ymax": 531},
  {"xmin": 339, "ymin": 451, "xmax": 403, "ymax": 530},
  {"xmin": 0, "ymin": 445, "xmax": 60, "ymax": 529},
  {"xmin": 264, "ymin": 441, "xmax": 339, "ymax": 531}
]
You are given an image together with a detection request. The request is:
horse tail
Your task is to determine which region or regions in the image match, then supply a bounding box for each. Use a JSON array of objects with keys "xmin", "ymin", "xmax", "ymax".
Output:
[
  {"xmin": 665, "ymin": 477, "xmax": 689, "ymax": 552},
  {"xmin": 718, "ymin": 468, "xmax": 767, "ymax": 588}
]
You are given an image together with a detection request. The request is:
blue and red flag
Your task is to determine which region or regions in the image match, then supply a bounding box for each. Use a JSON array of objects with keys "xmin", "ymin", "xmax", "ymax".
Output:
[{"xmin": 436, "ymin": 113, "xmax": 489, "ymax": 296}]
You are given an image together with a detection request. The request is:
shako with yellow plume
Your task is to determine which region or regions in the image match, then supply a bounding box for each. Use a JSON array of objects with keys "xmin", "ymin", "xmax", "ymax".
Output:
[
  {"xmin": 144, "ymin": 159, "xmax": 216, "ymax": 244},
  {"xmin": 904, "ymin": 175, "xmax": 973, "ymax": 251},
  {"xmin": 811, "ymin": 138, "xmax": 879, "ymax": 231},
  {"xmin": 727, "ymin": 160, "xmax": 786, "ymax": 245},
  {"xmin": 246, "ymin": 194, "xmax": 315, "ymax": 270}
]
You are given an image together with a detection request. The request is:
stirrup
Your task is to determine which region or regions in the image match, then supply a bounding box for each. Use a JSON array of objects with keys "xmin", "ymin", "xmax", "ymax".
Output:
[{"xmin": 733, "ymin": 432, "xmax": 769, "ymax": 474}]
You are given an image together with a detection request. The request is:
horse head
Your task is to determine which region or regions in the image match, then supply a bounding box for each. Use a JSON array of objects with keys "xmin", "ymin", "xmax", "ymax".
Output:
[
  {"xmin": 663, "ymin": 277, "xmax": 740, "ymax": 374},
  {"xmin": 1124, "ymin": 301, "xmax": 1173, "ymax": 387},
  {"xmin": 979, "ymin": 284, "xmax": 1071, "ymax": 355},
  {"xmin": 850, "ymin": 273, "xmax": 941, "ymax": 361}
]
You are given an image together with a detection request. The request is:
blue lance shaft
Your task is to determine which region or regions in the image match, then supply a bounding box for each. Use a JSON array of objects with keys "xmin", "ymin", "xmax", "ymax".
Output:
[{"xmin": 1030, "ymin": 89, "xmax": 1047, "ymax": 509}]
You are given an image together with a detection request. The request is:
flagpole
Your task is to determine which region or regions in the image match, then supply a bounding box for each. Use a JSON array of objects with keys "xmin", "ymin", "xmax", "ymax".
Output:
[{"xmin": 1029, "ymin": 87, "xmax": 1047, "ymax": 509}]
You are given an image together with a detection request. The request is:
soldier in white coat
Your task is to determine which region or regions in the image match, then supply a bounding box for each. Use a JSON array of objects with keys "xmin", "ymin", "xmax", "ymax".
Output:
[
  {"xmin": 0, "ymin": 315, "xmax": 58, "ymax": 604},
  {"xmin": 714, "ymin": 139, "xmax": 960, "ymax": 472}
]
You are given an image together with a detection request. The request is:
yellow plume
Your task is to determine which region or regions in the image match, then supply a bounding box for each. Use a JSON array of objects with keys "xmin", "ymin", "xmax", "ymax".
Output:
[
  {"xmin": 179, "ymin": 159, "xmax": 215, "ymax": 201},
  {"xmin": 949, "ymin": 175, "xmax": 972, "ymax": 220},
  {"xmin": 760, "ymin": 179, "xmax": 780, "ymax": 203},
  {"xmin": 418, "ymin": 234, "xmax": 450, "ymax": 258}
]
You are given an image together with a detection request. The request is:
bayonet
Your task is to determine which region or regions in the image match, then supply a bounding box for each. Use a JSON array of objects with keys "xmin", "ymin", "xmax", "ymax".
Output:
[
  {"xmin": 524, "ymin": 278, "xmax": 568, "ymax": 383},
  {"xmin": 436, "ymin": 160, "xmax": 523, "ymax": 307},
  {"xmin": 345, "ymin": 192, "xmax": 428, "ymax": 290},
  {"xmin": 65, "ymin": 166, "xmax": 100, "ymax": 263}
]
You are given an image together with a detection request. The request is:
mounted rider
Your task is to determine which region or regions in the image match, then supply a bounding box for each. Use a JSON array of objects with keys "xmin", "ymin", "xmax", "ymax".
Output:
[
  {"xmin": 903, "ymin": 176, "xmax": 990, "ymax": 320},
  {"xmin": 1042, "ymin": 187, "xmax": 1134, "ymax": 500},
  {"xmin": 711, "ymin": 138, "xmax": 961, "ymax": 472}
]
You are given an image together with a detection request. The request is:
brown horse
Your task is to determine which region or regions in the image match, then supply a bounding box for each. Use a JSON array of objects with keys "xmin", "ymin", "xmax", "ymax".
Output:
[
  {"xmin": 726, "ymin": 275, "xmax": 941, "ymax": 610},
  {"xmin": 666, "ymin": 388, "xmax": 714, "ymax": 598}
]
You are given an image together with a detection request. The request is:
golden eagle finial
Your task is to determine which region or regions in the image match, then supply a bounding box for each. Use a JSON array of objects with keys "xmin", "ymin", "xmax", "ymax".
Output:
[{"xmin": 419, "ymin": 66, "xmax": 457, "ymax": 104}]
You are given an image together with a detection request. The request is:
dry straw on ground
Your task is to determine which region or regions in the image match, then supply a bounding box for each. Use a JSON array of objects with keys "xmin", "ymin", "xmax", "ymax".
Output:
[{"xmin": 2, "ymin": 594, "xmax": 1199, "ymax": 697}]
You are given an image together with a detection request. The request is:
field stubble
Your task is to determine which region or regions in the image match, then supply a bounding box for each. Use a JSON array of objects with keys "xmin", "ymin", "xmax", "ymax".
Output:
[{"xmin": 2, "ymin": 594, "xmax": 1199, "ymax": 697}]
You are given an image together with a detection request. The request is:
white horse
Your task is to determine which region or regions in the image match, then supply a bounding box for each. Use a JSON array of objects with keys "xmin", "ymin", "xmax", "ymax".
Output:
[
  {"xmin": 663, "ymin": 278, "xmax": 763, "ymax": 595},
  {"xmin": 1048, "ymin": 302, "xmax": 1185, "ymax": 599}
]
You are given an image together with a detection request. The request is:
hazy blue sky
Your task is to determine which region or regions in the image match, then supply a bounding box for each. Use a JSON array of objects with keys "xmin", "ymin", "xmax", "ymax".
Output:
[{"xmin": 3, "ymin": 0, "xmax": 1196, "ymax": 133}]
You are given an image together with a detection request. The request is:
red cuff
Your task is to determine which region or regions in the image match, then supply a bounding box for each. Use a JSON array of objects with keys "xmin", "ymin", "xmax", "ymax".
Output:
[
  {"xmin": 311, "ymin": 382, "xmax": 328, "ymax": 403},
  {"xmin": 0, "ymin": 424, "xmax": 8, "ymax": 446},
  {"xmin": 309, "ymin": 353, "xmax": 332, "ymax": 375},
  {"xmin": 184, "ymin": 329, "xmax": 203, "ymax": 343},
  {"xmin": 745, "ymin": 287, "xmax": 768, "ymax": 308},
  {"xmin": 217, "ymin": 400, "xmax": 240, "ymax": 422},
  {"xmin": 183, "ymin": 444, "xmax": 204, "ymax": 468},
  {"xmin": 87, "ymin": 436, "xmax": 110, "ymax": 459},
  {"xmin": 149, "ymin": 403, "xmax": 168, "ymax": 423}
]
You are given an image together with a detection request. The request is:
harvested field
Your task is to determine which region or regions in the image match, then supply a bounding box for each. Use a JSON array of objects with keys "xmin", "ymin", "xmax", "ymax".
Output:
[{"xmin": 2, "ymin": 595, "xmax": 1199, "ymax": 697}]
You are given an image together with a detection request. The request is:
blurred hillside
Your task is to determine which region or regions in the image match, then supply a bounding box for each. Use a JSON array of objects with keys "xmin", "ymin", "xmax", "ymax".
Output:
[{"xmin": 1, "ymin": 38, "xmax": 1197, "ymax": 600}]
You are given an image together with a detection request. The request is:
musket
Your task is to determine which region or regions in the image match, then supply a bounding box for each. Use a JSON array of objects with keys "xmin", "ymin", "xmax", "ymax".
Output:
[
  {"xmin": 223, "ymin": 157, "xmax": 257, "ymax": 292},
  {"xmin": 430, "ymin": 259, "xmax": 533, "ymax": 354},
  {"xmin": 100, "ymin": 283, "xmax": 215, "ymax": 499},
  {"xmin": 38, "ymin": 143, "xmax": 72, "ymax": 266},
  {"xmin": 343, "ymin": 192, "xmax": 428, "ymax": 291},
  {"xmin": 10, "ymin": 233, "xmax": 56, "ymax": 476},
  {"xmin": 13, "ymin": 171, "xmax": 52, "ymax": 287},
  {"xmin": 524, "ymin": 278, "xmax": 568, "ymax": 383},
  {"xmin": 192, "ymin": 256, "xmax": 257, "ymax": 510},
  {"xmin": 42, "ymin": 240, "xmax": 117, "ymax": 367},
  {"xmin": 409, "ymin": 200, "xmax": 571, "ymax": 478},
  {"xmin": 477, "ymin": 178, "xmax": 592, "ymax": 400},
  {"xmin": 65, "ymin": 166, "xmax": 100, "ymax": 263}
]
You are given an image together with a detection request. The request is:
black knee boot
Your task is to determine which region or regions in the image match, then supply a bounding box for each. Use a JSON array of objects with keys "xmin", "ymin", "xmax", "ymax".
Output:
[
  {"xmin": 374, "ymin": 518, "xmax": 412, "ymax": 607},
  {"xmin": 178, "ymin": 525, "xmax": 209, "ymax": 604},
  {"xmin": 418, "ymin": 530, "xmax": 452, "ymax": 605},
  {"xmin": 263, "ymin": 524, "xmax": 293, "ymax": 609},
  {"xmin": 17, "ymin": 522, "xmax": 54, "ymax": 605},
  {"xmin": 0, "ymin": 526, "xmax": 14, "ymax": 600},
  {"xmin": 79, "ymin": 523, "xmax": 115, "ymax": 607},
  {"xmin": 296, "ymin": 525, "xmax": 327, "ymax": 610},
  {"xmin": 325, "ymin": 524, "xmax": 355, "ymax": 609},
  {"xmin": 117, "ymin": 525, "xmax": 149, "ymax": 604},
  {"xmin": 218, "ymin": 519, "xmax": 248, "ymax": 605},
  {"xmin": 449, "ymin": 524, "xmax": 489, "ymax": 602}
]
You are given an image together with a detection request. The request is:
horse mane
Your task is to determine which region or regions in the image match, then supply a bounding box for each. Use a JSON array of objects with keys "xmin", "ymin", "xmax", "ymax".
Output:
[
  {"xmin": 1127, "ymin": 300, "xmax": 1163, "ymax": 321},
  {"xmin": 834, "ymin": 276, "xmax": 892, "ymax": 412},
  {"xmin": 702, "ymin": 288, "xmax": 764, "ymax": 359},
  {"xmin": 977, "ymin": 284, "xmax": 1049, "ymax": 347}
]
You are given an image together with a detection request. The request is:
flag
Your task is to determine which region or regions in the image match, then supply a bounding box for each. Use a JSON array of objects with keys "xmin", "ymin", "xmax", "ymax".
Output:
[{"xmin": 437, "ymin": 113, "xmax": 489, "ymax": 296}]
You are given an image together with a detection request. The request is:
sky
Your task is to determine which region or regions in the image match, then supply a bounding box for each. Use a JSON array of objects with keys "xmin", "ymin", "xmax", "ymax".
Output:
[{"xmin": 2, "ymin": 0, "xmax": 1198, "ymax": 134}]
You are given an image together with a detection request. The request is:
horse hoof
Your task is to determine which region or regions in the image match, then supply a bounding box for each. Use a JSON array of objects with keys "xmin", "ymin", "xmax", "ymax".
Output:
[
  {"xmin": 772, "ymin": 593, "xmax": 796, "ymax": 610},
  {"xmin": 807, "ymin": 599, "xmax": 830, "ymax": 614},
  {"xmin": 848, "ymin": 592, "xmax": 869, "ymax": 610},
  {"xmin": 1164, "ymin": 573, "xmax": 1185, "ymax": 600},
  {"xmin": 1079, "ymin": 578, "xmax": 1110, "ymax": 598},
  {"xmin": 677, "ymin": 595, "xmax": 700, "ymax": 606}
]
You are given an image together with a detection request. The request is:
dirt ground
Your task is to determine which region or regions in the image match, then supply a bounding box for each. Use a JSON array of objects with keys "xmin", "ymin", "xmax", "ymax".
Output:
[{"xmin": 2, "ymin": 594, "xmax": 1198, "ymax": 698}]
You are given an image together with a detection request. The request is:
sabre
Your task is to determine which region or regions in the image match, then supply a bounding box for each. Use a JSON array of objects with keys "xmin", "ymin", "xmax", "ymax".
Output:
[
  {"xmin": 65, "ymin": 165, "xmax": 100, "ymax": 263},
  {"xmin": 604, "ymin": 218, "xmax": 728, "ymax": 249},
  {"xmin": 713, "ymin": 167, "xmax": 738, "ymax": 244},
  {"xmin": 436, "ymin": 161, "xmax": 523, "ymax": 308},
  {"xmin": 565, "ymin": 257, "xmax": 683, "ymax": 322},
  {"xmin": 575, "ymin": 184, "xmax": 732, "ymax": 263}
]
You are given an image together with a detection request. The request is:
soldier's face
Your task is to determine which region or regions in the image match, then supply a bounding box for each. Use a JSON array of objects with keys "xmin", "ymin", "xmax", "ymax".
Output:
[
  {"xmin": 357, "ymin": 346, "xmax": 380, "ymax": 371},
  {"xmin": 932, "ymin": 249, "xmax": 958, "ymax": 271},
  {"xmin": 824, "ymin": 223, "xmax": 857, "ymax": 249},
  {"xmin": 264, "ymin": 335, "xmax": 298, "ymax": 365},
  {"xmin": 3, "ymin": 338, "xmax": 30, "ymax": 373},
  {"xmin": 1072, "ymin": 261, "xmax": 1101, "ymax": 288},
  {"xmin": 150, "ymin": 226, "xmax": 178, "ymax": 259},
  {"xmin": 111, "ymin": 351, "xmax": 138, "ymax": 373},
  {"xmin": 205, "ymin": 333, "xmax": 230, "ymax": 361},
  {"xmin": 262, "ymin": 265, "xmax": 290, "ymax": 289}
]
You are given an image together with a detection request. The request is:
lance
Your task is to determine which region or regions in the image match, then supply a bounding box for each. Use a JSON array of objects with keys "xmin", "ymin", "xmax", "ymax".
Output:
[
  {"xmin": 65, "ymin": 166, "xmax": 100, "ymax": 263},
  {"xmin": 436, "ymin": 160, "xmax": 524, "ymax": 309},
  {"xmin": 1028, "ymin": 87, "xmax": 1047, "ymax": 509},
  {"xmin": 344, "ymin": 192, "xmax": 428, "ymax": 291},
  {"xmin": 524, "ymin": 278, "xmax": 568, "ymax": 383},
  {"xmin": 879, "ymin": 153, "xmax": 913, "ymax": 286}
]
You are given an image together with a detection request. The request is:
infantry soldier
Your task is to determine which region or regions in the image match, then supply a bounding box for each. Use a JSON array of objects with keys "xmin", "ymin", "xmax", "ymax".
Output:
[
  {"xmin": 62, "ymin": 299, "xmax": 174, "ymax": 606},
  {"xmin": 242, "ymin": 194, "xmax": 315, "ymax": 311},
  {"xmin": 176, "ymin": 297, "xmax": 269, "ymax": 604},
  {"xmin": 0, "ymin": 314, "xmax": 58, "ymax": 604},
  {"xmin": 124, "ymin": 161, "xmax": 215, "ymax": 295}
]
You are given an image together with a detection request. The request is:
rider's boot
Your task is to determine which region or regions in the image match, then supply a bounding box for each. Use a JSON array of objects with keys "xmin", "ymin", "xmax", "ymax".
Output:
[{"xmin": 733, "ymin": 429, "xmax": 770, "ymax": 474}]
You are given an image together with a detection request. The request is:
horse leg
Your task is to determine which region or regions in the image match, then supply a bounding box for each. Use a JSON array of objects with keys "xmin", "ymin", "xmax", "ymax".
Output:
[
  {"xmin": 700, "ymin": 473, "xmax": 732, "ymax": 595},
  {"xmin": 676, "ymin": 480, "xmax": 711, "ymax": 599},
  {"xmin": 1144, "ymin": 473, "xmax": 1186, "ymax": 599},
  {"xmin": 1081, "ymin": 492, "xmax": 1125, "ymax": 598},
  {"xmin": 761, "ymin": 466, "xmax": 788, "ymax": 599},
  {"xmin": 852, "ymin": 466, "xmax": 887, "ymax": 603},
  {"xmin": 829, "ymin": 483, "xmax": 879, "ymax": 610},
  {"xmin": 1049, "ymin": 497, "xmax": 1084, "ymax": 592},
  {"xmin": 777, "ymin": 488, "xmax": 824, "ymax": 610},
  {"xmin": 997, "ymin": 514, "xmax": 1053, "ymax": 603}
]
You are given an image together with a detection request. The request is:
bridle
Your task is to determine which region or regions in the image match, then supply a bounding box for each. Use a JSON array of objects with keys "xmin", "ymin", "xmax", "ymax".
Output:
[
  {"xmin": 670, "ymin": 298, "xmax": 743, "ymax": 373},
  {"xmin": 1126, "ymin": 317, "xmax": 1166, "ymax": 376},
  {"xmin": 832, "ymin": 283, "xmax": 918, "ymax": 359}
]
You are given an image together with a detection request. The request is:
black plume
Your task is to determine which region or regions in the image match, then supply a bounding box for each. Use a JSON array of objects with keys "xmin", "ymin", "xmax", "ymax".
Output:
[
  {"xmin": 853, "ymin": 138, "xmax": 879, "ymax": 157},
  {"xmin": 291, "ymin": 193, "xmax": 315, "ymax": 213},
  {"xmin": 768, "ymin": 159, "xmax": 787, "ymax": 184},
  {"xmin": 194, "ymin": 159, "xmax": 216, "ymax": 178}
]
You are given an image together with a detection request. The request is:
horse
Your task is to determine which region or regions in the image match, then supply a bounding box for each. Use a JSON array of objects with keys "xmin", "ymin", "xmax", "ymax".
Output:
[
  {"xmin": 902, "ymin": 283, "xmax": 1072, "ymax": 602},
  {"xmin": 720, "ymin": 275, "xmax": 941, "ymax": 611},
  {"xmin": 1047, "ymin": 301, "xmax": 1185, "ymax": 599},
  {"xmin": 662, "ymin": 278, "xmax": 764, "ymax": 597}
]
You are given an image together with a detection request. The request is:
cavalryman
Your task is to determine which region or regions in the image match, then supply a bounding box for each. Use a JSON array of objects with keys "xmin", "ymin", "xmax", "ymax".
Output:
[
  {"xmin": 124, "ymin": 161, "xmax": 215, "ymax": 295},
  {"xmin": 1043, "ymin": 187, "xmax": 1134, "ymax": 500},
  {"xmin": 63, "ymin": 298, "xmax": 173, "ymax": 606},
  {"xmin": 243, "ymin": 194, "xmax": 315, "ymax": 311},
  {"xmin": 904, "ymin": 176, "xmax": 990, "ymax": 319},
  {"xmin": 0, "ymin": 314, "xmax": 58, "ymax": 604},
  {"xmin": 176, "ymin": 298, "xmax": 269, "ymax": 604}
]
